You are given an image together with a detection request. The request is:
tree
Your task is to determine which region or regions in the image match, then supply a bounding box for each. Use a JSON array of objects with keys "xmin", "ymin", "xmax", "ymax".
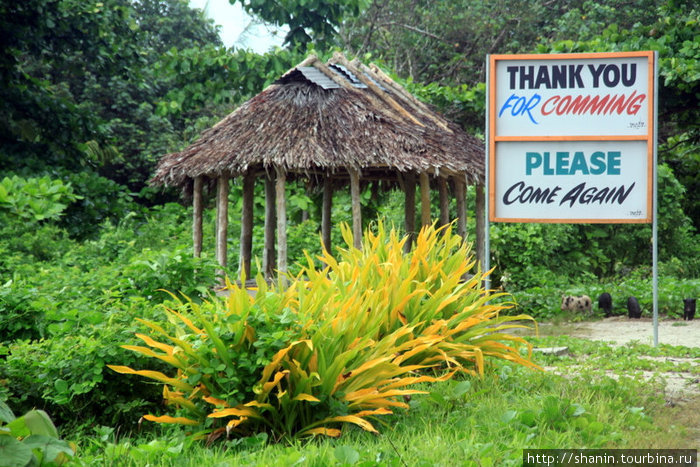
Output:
[
  {"xmin": 0, "ymin": 0, "xmax": 222, "ymax": 193},
  {"xmin": 232, "ymin": 0, "xmax": 368, "ymax": 47}
]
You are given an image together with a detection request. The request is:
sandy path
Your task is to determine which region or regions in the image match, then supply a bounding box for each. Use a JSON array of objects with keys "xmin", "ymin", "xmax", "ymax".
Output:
[{"xmin": 557, "ymin": 316, "xmax": 700, "ymax": 347}]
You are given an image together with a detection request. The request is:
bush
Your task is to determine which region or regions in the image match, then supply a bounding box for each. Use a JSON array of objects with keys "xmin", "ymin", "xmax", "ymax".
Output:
[
  {"xmin": 59, "ymin": 170, "xmax": 136, "ymax": 239},
  {"xmin": 0, "ymin": 175, "xmax": 80, "ymax": 223},
  {"xmin": 111, "ymin": 222, "xmax": 539, "ymax": 441},
  {"xmin": 1, "ymin": 301, "xmax": 166, "ymax": 430},
  {"xmin": 121, "ymin": 246, "xmax": 220, "ymax": 301},
  {"xmin": 0, "ymin": 279, "xmax": 48, "ymax": 341}
]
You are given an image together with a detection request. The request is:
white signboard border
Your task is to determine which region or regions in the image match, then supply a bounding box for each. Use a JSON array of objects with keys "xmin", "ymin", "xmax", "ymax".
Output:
[{"xmin": 488, "ymin": 51, "xmax": 655, "ymax": 224}]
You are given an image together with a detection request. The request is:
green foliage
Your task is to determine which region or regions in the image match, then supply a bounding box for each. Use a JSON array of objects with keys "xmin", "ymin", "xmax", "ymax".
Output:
[
  {"xmin": 59, "ymin": 170, "xmax": 136, "ymax": 239},
  {"xmin": 0, "ymin": 400, "xmax": 75, "ymax": 466},
  {"xmin": 0, "ymin": 279, "xmax": 46, "ymax": 342},
  {"xmin": 233, "ymin": 0, "xmax": 368, "ymax": 47},
  {"xmin": 1, "ymin": 303, "xmax": 167, "ymax": 428},
  {"xmin": 0, "ymin": 175, "xmax": 80, "ymax": 222},
  {"xmin": 0, "ymin": 0, "xmax": 222, "ymax": 194},
  {"xmin": 0, "ymin": 202, "xmax": 225, "ymax": 429},
  {"xmin": 122, "ymin": 247, "xmax": 220, "ymax": 301},
  {"xmin": 342, "ymin": 0, "xmax": 567, "ymax": 85}
]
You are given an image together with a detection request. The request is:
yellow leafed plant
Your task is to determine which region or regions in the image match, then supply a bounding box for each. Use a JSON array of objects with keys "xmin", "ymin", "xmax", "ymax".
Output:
[{"xmin": 110, "ymin": 221, "xmax": 539, "ymax": 442}]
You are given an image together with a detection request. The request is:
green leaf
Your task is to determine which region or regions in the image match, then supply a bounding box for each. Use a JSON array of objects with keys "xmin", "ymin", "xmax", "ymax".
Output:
[
  {"xmin": 21, "ymin": 410, "xmax": 59, "ymax": 438},
  {"xmin": 0, "ymin": 436, "xmax": 34, "ymax": 467},
  {"xmin": 334, "ymin": 445, "xmax": 360, "ymax": 465},
  {"xmin": 0, "ymin": 400, "xmax": 15, "ymax": 424},
  {"xmin": 22, "ymin": 435, "xmax": 74, "ymax": 463},
  {"xmin": 500, "ymin": 410, "xmax": 517, "ymax": 423}
]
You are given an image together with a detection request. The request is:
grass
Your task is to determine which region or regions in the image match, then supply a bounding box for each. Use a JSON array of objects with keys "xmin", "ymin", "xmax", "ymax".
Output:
[{"xmin": 67, "ymin": 335, "xmax": 699, "ymax": 466}]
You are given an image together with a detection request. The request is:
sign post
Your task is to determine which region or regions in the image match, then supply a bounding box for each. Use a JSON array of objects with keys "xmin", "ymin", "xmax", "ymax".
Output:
[{"xmin": 485, "ymin": 52, "xmax": 658, "ymax": 343}]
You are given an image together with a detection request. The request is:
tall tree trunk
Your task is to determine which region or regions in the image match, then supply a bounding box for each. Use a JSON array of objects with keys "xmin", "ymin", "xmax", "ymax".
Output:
[
  {"xmin": 263, "ymin": 174, "xmax": 276, "ymax": 279},
  {"xmin": 215, "ymin": 175, "xmax": 229, "ymax": 272},
  {"xmin": 420, "ymin": 172, "xmax": 431, "ymax": 227},
  {"xmin": 404, "ymin": 172, "xmax": 416, "ymax": 253},
  {"xmin": 239, "ymin": 172, "xmax": 254, "ymax": 279},
  {"xmin": 350, "ymin": 168, "xmax": 362, "ymax": 250},
  {"xmin": 322, "ymin": 174, "xmax": 333, "ymax": 253},
  {"xmin": 192, "ymin": 176, "xmax": 203, "ymax": 258},
  {"xmin": 275, "ymin": 167, "xmax": 288, "ymax": 280}
]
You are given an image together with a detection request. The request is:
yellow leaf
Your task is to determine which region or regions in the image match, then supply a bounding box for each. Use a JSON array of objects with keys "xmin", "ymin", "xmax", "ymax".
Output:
[
  {"xmin": 302, "ymin": 427, "xmax": 342, "ymax": 437},
  {"xmin": 321, "ymin": 415, "xmax": 378, "ymax": 433},
  {"xmin": 225, "ymin": 417, "xmax": 248, "ymax": 435},
  {"xmin": 208, "ymin": 406, "xmax": 257, "ymax": 418},
  {"xmin": 107, "ymin": 365, "xmax": 193, "ymax": 391},
  {"xmin": 293, "ymin": 393, "xmax": 320, "ymax": 402},
  {"xmin": 259, "ymin": 341, "xmax": 311, "ymax": 383},
  {"xmin": 143, "ymin": 414, "xmax": 199, "ymax": 426},
  {"xmin": 244, "ymin": 400, "xmax": 274, "ymax": 409},
  {"xmin": 345, "ymin": 388, "xmax": 427, "ymax": 405},
  {"xmin": 134, "ymin": 333, "xmax": 174, "ymax": 354},
  {"xmin": 164, "ymin": 395, "xmax": 199, "ymax": 412},
  {"xmin": 203, "ymin": 396, "xmax": 229, "ymax": 407},
  {"xmin": 354, "ymin": 408, "xmax": 393, "ymax": 417},
  {"xmin": 262, "ymin": 370, "xmax": 289, "ymax": 394},
  {"xmin": 121, "ymin": 345, "xmax": 182, "ymax": 368}
]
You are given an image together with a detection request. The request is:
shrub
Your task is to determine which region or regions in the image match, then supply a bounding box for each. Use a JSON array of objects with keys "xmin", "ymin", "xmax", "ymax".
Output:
[
  {"xmin": 1, "ymin": 299, "xmax": 168, "ymax": 430},
  {"xmin": 0, "ymin": 175, "xmax": 80, "ymax": 223},
  {"xmin": 121, "ymin": 246, "xmax": 220, "ymax": 301},
  {"xmin": 0, "ymin": 279, "xmax": 48, "ymax": 341},
  {"xmin": 59, "ymin": 170, "xmax": 136, "ymax": 239},
  {"xmin": 111, "ymin": 222, "xmax": 538, "ymax": 441}
]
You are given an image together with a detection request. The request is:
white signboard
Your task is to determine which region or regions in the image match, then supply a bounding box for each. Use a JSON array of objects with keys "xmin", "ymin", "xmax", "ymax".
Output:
[
  {"xmin": 495, "ymin": 140, "xmax": 648, "ymax": 220},
  {"xmin": 488, "ymin": 52, "xmax": 655, "ymax": 223}
]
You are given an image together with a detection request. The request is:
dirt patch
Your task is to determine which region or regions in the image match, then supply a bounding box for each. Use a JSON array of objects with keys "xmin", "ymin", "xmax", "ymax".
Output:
[
  {"xmin": 529, "ymin": 316, "xmax": 700, "ymax": 450},
  {"xmin": 538, "ymin": 316, "xmax": 700, "ymax": 347}
]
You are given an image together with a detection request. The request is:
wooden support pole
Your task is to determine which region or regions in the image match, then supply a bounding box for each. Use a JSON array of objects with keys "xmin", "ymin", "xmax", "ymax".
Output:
[
  {"xmin": 215, "ymin": 175, "xmax": 229, "ymax": 271},
  {"xmin": 322, "ymin": 174, "xmax": 333, "ymax": 253},
  {"xmin": 475, "ymin": 182, "xmax": 486, "ymax": 268},
  {"xmin": 420, "ymin": 172, "xmax": 431, "ymax": 227},
  {"xmin": 275, "ymin": 166, "xmax": 288, "ymax": 278},
  {"xmin": 192, "ymin": 176, "xmax": 203, "ymax": 258},
  {"xmin": 404, "ymin": 172, "xmax": 416, "ymax": 253},
  {"xmin": 438, "ymin": 177, "xmax": 449, "ymax": 227},
  {"xmin": 239, "ymin": 172, "xmax": 254, "ymax": 280},
  {"xmin": 263, "ymin": 174, "xmax": 276, "ymax": 279},
  {"xmin": 349, "ymin": 168, "xmax": 362, "ymax": 250},
  {"xmin": 454, "ymin": 176, "xmax": 467, "ymax": 242}
]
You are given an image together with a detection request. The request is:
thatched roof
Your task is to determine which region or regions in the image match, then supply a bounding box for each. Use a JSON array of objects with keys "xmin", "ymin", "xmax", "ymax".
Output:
[{"xmin": 151, "ymin": 52, "xmax": 484, "ymax": 188}]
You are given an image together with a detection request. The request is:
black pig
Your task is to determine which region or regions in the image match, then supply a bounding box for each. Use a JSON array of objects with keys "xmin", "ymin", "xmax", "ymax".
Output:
[
  {"xmin": 683, "ymin": 298, "xmax": 696, "ymax": 321},
  {"xmin": 598, "ymin": 292, "xmax": 613, "ymax": 317},
  {"xmin": 627, "ymin": 296, "xmax": 642, "ymax": 319}
]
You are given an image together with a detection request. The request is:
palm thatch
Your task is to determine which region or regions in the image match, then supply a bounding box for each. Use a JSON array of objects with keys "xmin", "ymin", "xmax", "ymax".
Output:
[{"xmin": 151, "ymin": 52, "xmax": 483, "ymax": 189}]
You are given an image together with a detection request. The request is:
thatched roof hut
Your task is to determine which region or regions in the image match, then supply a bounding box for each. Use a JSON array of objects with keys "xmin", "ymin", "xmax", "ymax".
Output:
[{"xmin": 152, "ymin": 52, "xmax": 486, "ymax": 279}]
